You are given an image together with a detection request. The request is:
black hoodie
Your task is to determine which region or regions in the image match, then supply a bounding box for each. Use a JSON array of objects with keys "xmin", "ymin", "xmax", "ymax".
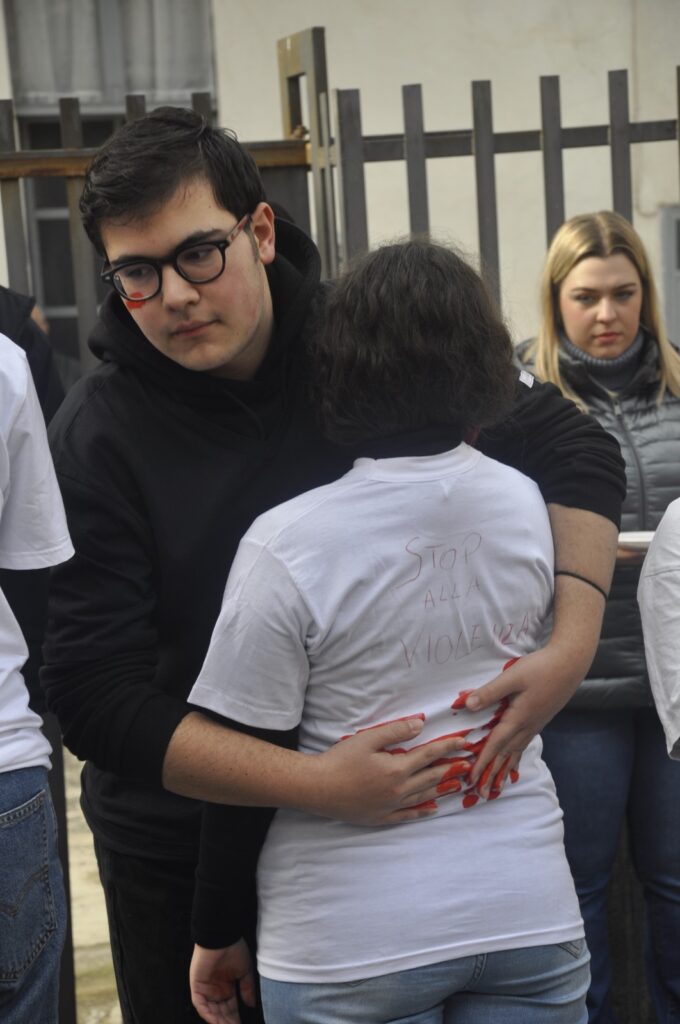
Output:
[{"xmin": 42, "ymin": 219, "xmax": 625, "ymax": 859}]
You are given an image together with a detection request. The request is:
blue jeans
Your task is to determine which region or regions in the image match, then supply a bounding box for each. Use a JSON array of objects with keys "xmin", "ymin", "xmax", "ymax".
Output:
[
  {"xmin": 0, "ymin": 766, "xmax": 66, "ymax": 1024},
  {"xmin": 260, "ymin": 940, "xmax": 590, "ymax": 1023},
  {"xmin": 542, "ymin": 708, "xmax": 680, "ymax": 1024}
]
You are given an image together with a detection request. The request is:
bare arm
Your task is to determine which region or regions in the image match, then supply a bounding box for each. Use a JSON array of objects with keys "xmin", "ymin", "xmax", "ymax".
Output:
[
  {"xmin": 162, "ymin": 711, "xmax": 464, "ymax": 824},
  {"xmin": 465, "ymin": 505, "xmax": 617, "ymax": 788}
]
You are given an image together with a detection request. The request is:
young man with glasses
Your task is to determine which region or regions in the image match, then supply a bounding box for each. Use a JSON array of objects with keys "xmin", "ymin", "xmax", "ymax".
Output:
[{"xmin": 42, "ymin": 107, "xmax": 624, "ymax": 1024}]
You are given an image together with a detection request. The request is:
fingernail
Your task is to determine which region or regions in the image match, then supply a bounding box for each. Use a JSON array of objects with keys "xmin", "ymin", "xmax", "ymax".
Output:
[
  {"xmin": 451, "ymin": 690, "xmax": 474, "ymax": 710},
  {"xmin": 466, "ymin": 695, "xmax": 481, "ymax": 710}
]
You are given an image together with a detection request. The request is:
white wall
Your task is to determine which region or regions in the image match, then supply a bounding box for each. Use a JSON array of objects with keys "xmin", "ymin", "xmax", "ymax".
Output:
[
  {"xmin": 0, "ymin": 1, "xmax": 13, "ymax": 286},
  {"xmin": 211, "ymin": 0, "xmax": 680, "ymax": 341}
]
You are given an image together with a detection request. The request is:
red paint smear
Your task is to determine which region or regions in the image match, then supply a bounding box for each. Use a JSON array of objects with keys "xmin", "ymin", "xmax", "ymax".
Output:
[
  {"xmin": 451, "ymin": 689, "xmax": 474, "ymax": 710},
  {"xmin": 503, "ymin": 657, "xmax": 521, "ymax": 672},
  {"xmin": 436, "ymin": 778, "xmax": 462, "ymax": 795},
  {"xmin": 462, "ymin": 737, "xmax": 488, "ymax": 757},
  {"xmin": 124, "ymin": 291, "xmax": 145, "ymax": 311},
  {"xmin": 462, "ymin": 792, "xmax": 480, "ymax": 808},
  {"xmin": 407, "ymin": 799, "xmax": 438, "ymax": 811},
  {"xmin": 492, "ymin": 756, "xmax": 512, "ymax": 792},
  {"xmin": 478, "ymin": 760, "xmax": 495, "ymax": 790},
  {"xmin": 439, "ymin": 760, "xmax": 472, "ymax": 781},
  {"xmin": 510, "ymin": 769, "xmax": 520, "ymax": 784}
]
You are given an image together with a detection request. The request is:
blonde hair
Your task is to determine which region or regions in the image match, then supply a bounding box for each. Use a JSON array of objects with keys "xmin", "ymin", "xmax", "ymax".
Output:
[{"xmin": 525, "ymin": 210, "xmax": 680, "ymax": 411}]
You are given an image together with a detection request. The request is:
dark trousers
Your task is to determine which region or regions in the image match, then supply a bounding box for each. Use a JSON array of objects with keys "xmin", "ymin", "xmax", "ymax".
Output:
[
  {"xmin": 94, "ymin": 838, "xmax": 263, "ymax": 1024},
  {"xmin": 542, "ymin": 708, "xmax": 680, "ymax": 1024}
]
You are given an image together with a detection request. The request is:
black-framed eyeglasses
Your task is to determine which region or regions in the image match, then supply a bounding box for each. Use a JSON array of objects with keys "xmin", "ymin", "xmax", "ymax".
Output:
[{"xmin": 100, "ymin": 215, "xmax": 251, "ymax": 302}]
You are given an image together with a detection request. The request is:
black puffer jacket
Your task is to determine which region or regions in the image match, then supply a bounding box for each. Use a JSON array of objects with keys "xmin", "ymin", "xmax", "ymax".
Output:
[{"xmin": 516, "ymin": 335, "xmax": 680, "ymax": 708}]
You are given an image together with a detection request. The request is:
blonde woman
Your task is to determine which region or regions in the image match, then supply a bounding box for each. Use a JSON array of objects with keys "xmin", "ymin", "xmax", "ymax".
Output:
[{"xmin": 517, "ymin": 210, "xmax": 680, "ymax": 1024}]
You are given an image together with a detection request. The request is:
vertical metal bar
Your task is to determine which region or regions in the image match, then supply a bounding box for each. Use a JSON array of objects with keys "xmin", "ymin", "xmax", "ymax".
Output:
[
  {"xmin": 191, "ymin": 91, "xmax": 213, "ymax": 123},
  {"xmin": 0, "ymin": 100, "xmax": 30, "ymax": 294},
  {"xmin": 471, "ymin": 80, "xmax": 500, "ymax": 305},
  {"xmin": 334, "ymin": 89, "xmax": 368, "ymax": 266},
  {"xmin": 609, "ymin": 69, "xmax": 633, "ymax": 222},
  {"xmin": 125, "ymin": 94, "xmax": 147, "ymax": 121},
  {"xmin": 59, "ymin": 98, "xmax": 99, "ymax": 372},
  {"xmin": 319, "ymin": 94, "xmax": 338, "ymax": 278},
  {"xmin": 540, "ymin": 75, "xmax": 565, "ymax": 244},
  {"xmin": 677, "ymin": 67, "xmax": 680, "ymax": 203},
  {"xmin": 277, "ymin": 28, "xmax": 336, "ymax": 277},
  {"xmin": 402, "ymin": 84, "xmax": 429, "ymax": 237}
]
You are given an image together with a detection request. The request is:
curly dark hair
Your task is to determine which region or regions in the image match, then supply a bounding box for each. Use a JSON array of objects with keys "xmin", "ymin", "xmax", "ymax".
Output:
[
  {"xmin": 308, "ymin": 240, "xmax": 516, "ymax": 445},
  {"xmin": 79, "ymin": 106, "xmax": 266, "ymax": 255}
]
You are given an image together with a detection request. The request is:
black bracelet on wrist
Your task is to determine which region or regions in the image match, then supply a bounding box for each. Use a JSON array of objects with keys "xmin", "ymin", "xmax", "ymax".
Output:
[{"xmin": 554, "ymin": 569, "xmax": 609, "ymax": 602}]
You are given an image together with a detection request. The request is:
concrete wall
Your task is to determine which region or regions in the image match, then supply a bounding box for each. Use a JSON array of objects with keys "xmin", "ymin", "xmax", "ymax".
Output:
[{"xmin": 211, "ymin": 0, "xmax": 679, "ymax": 341}]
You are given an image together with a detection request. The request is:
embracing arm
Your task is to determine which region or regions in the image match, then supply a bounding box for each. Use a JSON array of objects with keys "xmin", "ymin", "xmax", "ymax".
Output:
[
  {"xmin": 467, "ymin": 375, "xmax": 624, "ymax": 787},
  {"xmin": 478, "ymin": 373, "xmax": 625, "ymax": 523},
  {"xmin": 188, "ymin": 716, "xmax": 290, "ymax": 1024},
  {"xmin": 467, "ymin": 506, "xmax": 616, "ymax": 787},
  {"xmin": 43, "ymin": 426, "xmax": 459, "ymax": 819}
]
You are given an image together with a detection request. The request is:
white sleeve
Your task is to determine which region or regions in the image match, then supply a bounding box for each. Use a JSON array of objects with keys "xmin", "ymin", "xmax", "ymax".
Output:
[
  {"xmin": 0, "ymin": 360, "xmax": 73, "ymax": 570},
  {"xmin": 188, "ymin": 540, "xmax": 311, "ymax": 730},
  {"xmin": 638, "ymin": 500, "xmax": 680, "ymax": 759}
]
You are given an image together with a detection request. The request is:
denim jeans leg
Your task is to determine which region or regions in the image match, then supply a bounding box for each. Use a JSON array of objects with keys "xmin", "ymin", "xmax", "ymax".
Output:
[
  {"xmin": 628, "ymin": 709, "xmax": 680, "ymax": 1023},
  {"xmin": 541, "ymin": 709, "xmax": 635, "ymax": 1024},
  {"xmin": 451, "ymin": 940, "xmax": 590, "ymax": 1024},
  {"xmin": 0, "ymin": 766, "xmax": 66, "ymax": 1024},
  {"xmin": 261, "ymin": 941, "xmax": 589, "ymax": 1024}
]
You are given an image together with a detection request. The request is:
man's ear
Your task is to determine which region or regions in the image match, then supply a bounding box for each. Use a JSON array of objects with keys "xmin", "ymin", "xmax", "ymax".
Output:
[{"xmin": 250, "ymin": 202, "xmax": 276, "ymax": 265}]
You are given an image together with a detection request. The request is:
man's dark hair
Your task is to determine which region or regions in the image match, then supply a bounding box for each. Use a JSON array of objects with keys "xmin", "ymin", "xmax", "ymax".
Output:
[
  {"xmin": 309, "ymin": 240, "xmax": 516, "ymax": 445},
  {"xmin": 80, "ymin": 106, "xmax": 266, "ymax": 255}
]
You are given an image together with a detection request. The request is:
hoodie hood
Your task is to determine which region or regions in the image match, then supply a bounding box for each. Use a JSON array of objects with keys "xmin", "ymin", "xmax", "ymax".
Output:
[{"xmin": 88, "ymin": 217, "xmax": 321, "ymax": 429}]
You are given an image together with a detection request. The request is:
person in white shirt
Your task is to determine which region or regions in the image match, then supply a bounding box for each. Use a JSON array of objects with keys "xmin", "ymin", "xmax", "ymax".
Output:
[
  {"xmin": 638, "ymin": 499, "xmax": 680, "ymax": 759},
  {"xmin": 188, "ymin": 240, "xmax": 589, "ymax": 1024},
  {"xmin": 0, "ymin": 334, "xmax": 73, "ymax": 1023}
]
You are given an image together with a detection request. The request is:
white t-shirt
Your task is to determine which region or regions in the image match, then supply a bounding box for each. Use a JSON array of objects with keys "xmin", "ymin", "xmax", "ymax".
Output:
[
  {"xmin": 638, "ymin": 498, "xmax": 680, "ymax": 759},
  {"xmin": 190, "ymin": 444, "xmax": 583, "ymax": 983},
  {"xmin": 0, "ymin": 334, "xmax": 73, "ymax": 773}
]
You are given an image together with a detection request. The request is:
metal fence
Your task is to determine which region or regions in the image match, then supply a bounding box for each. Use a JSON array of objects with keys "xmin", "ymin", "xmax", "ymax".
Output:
[
  {"xmin": 0, "ymin": 23, "xmax": 677, "ymax": 1024},
  {"xmin": 278, "ymin": 28, "xmax": 680, "ymax": 296}
]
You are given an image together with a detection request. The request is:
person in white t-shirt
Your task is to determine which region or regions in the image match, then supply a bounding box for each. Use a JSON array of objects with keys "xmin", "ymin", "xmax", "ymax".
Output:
[
  {"xmin": 638, "ymin": 499, "xmax": 680, "ymax": 759},
  {"xmin": 0, "ymin": 334, "xmax": 73, "ymax": 1022},
  {"xmin": 188, "ymin": 241, "xmax": 589, "ymax": 1024}
]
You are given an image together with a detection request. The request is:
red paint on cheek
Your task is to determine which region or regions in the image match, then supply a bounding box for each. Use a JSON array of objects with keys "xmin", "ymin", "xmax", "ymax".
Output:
[{"xmin": 124, "ymin": 292, "xmax": 145, "ymax": 311}]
